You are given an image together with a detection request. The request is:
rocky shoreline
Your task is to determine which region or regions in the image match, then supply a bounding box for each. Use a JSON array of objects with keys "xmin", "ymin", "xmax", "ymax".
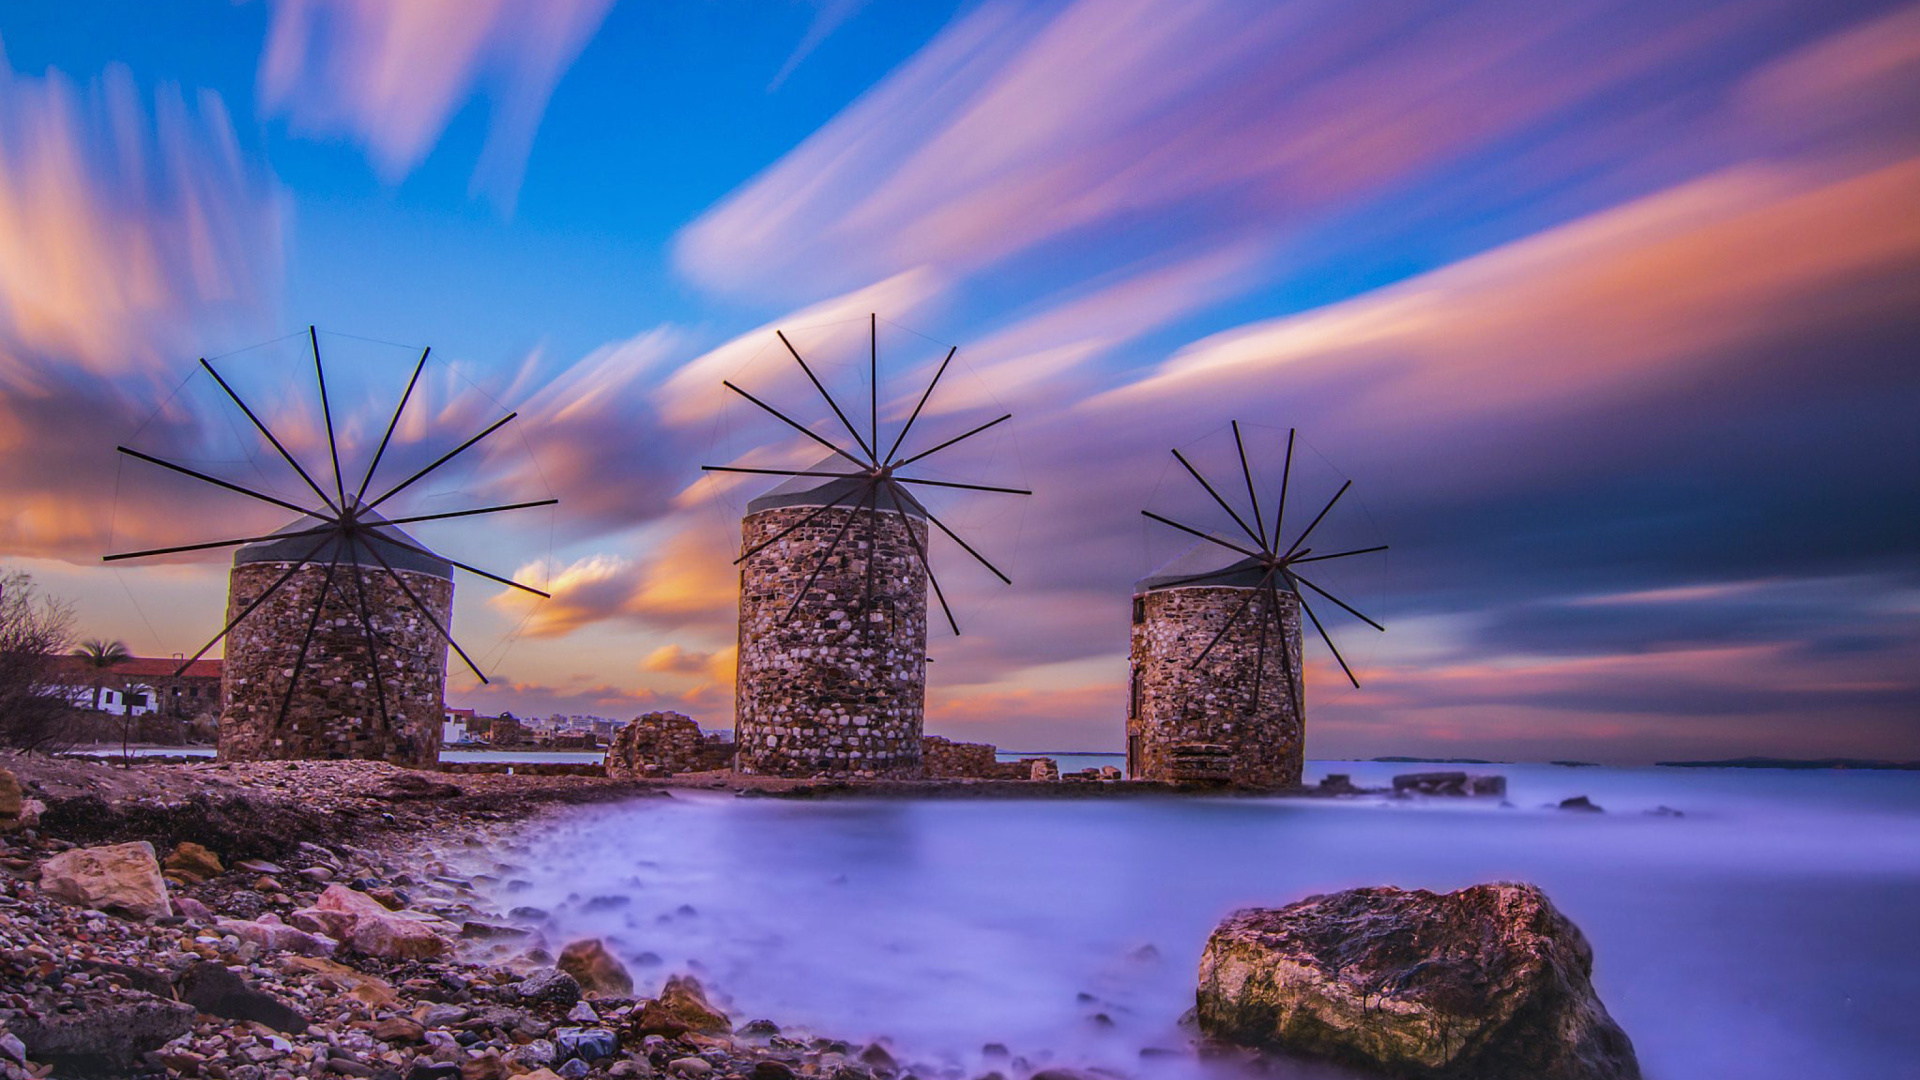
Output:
[
  {"xmin": 1, "ymin": 756, "xmax": 1634, "ymax": 1080},
  {"xmin": 0, "ymin": 757, "xmax": 1021, "ymax": 1080}
]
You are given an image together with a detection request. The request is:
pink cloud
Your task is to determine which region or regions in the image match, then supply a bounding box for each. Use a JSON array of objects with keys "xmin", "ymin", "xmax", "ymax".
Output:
[{"xmin": 258, "ymin": 0, "xmax": 613, "ymax": 209}]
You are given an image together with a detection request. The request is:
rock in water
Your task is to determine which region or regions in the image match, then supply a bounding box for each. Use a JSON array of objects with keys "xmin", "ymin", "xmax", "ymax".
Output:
[
  {"xmin": 1196, "ymin": 882, "xmax": 1639, "ymax": 1080},
  {"xmin": 632, "ymin": 974, "xmax": 731, "ymax": 1037},
  {"xmin": 38, "ymin": 840, "xmax": 172, "ymax": 919},
  {"xmin": 559, "ymin": 937, "xmax": 635, "ymax": 997}
]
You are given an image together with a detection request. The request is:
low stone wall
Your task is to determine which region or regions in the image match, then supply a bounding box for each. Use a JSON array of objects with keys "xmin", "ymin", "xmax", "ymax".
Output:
[
  {"xmin": 605, "ymin": 712, "xmax": 734, "ymax": 779},
  {"xmin": 919, "ymin": 736, "xmax": 1061, "ymax": 781},
  {"xmin": 438, "ymin": 762, "xmax": 606, "ymax": 777}
]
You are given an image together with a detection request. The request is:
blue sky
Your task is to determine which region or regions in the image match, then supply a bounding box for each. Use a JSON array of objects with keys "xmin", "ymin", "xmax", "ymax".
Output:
[{"xmin": 1, "ymin": 0, "xmax": 1916, "ymax": 761}]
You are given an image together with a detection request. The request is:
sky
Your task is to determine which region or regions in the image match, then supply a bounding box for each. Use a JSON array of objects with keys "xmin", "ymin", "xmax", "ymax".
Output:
[{"xmin": 0, "ymin": 0, "xmax": 1915, "ymax": 764}]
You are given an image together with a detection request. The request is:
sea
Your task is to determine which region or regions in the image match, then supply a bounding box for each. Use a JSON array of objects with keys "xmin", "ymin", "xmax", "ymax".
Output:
[{"xmin": 440, "ymin": 760, "xmax": 1920, "ymax": 1080}]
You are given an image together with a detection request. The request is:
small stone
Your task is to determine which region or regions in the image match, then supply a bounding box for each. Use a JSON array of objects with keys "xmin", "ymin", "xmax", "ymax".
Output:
[
  {"xmin": 669, "ymin": 1057, "xmax": 714, "ymax": 1077},
  {"xmin": 566, "ymin": 1001, "xmax": 599, "ymax": 1022},
  {"xmin": 164, "ymin": 841, "xmax": 226, "ymax": 883},
  {"xmin": 558, "ymin": 1061, "xmax": 591, "ymax": 1079},
  {"xmin": 373, "ymin": 1017, "xmax": 427, "ymax": 1044},
  {"xmin": 554, "ymin": 1026, "xmax": 619, "ymax": 1062},
  {"xmin": 751, "ymin": 1061, "xmax": 796, "ymax": 1080},
  {"xmin": 514, "ymin": 967, "xmax": 583, "ymax": 1009},
  {"xmin": 406, "ymin": 1063, "xmax": 464, "ymax": 1080},
  {"xmin": 737, "ymin": 1020, "xmax": 781, "ymax": 1039}
]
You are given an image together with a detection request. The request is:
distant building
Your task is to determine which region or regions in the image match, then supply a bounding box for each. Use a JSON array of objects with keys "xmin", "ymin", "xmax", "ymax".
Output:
[
  {"xmin": 50, "ymin": 656, "xmax": 223, "ymax": 719},
  {"xmin": 443, "ymin": 707, "xmax": 476, "ymax": 745}
]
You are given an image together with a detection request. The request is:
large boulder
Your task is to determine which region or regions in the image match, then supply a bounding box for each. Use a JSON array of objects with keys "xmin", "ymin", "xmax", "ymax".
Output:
[
  {"xmin": 1196, "ymin": 882, "xmax": 1639, "ymax": 1080},
  {"xmin": 177, "ymin": 961, "xmax": 309, "ymax": 1034},
  {"xmin": 38, "ymin": 841, "xmax": 172, "ymax": 919},
  {"xmin": 289, "ymin": 884, "xmax": 449, "ymax": 959},
  {"xmin": 558, "ymin": 938, "xmax": 635, "ymax": 998},
  {"xmin": 2, "ymin": 991, "xmax": 196, "ymax": 1074}
]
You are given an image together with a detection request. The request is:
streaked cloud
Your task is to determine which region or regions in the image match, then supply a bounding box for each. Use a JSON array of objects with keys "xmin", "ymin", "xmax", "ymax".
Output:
[
  {"xmin": 0, "ymin": 61, "xmax": 282, "ymax": 560},
  {"xmin": 258, "ymin": 0, "xmax": 613, "ymax": 209}
]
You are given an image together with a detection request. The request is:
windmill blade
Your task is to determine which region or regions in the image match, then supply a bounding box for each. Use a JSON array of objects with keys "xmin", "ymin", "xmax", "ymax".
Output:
[
  {"xmin": 910, "ymin": 488, "xmax": 1013, "ymax": 585},
  {"xmin": 778, "ymin": 330, "xmax": 874, "ymax": 462},
  {"xmin": 891, "ymin": 475, "xmax": 1031, "ymax": 496},
  {"xmin": 199, "ymin": 357, "xmax": 339, "ymax": 515},
  {"xmin": 104, "ymin": 523, "xmax": 335, "ymax": 563},
  {"xmin": 723, "ymin": 380, "xmax": 867, "ymax": 470},
  {"xmin": 1172, "ymin": 448, "xmax": 1264, "ymax": 552},
  {"xmin": 1188, "ymin": 575, "xmax": 1267, "ymax": 669},
  {"xmin": 1140, "ymin": 510, "xmax": 1264, "ymax": 561},
  {"xmin": 1232, "ymin": 421, "xmax": 1268, "ymax": 550},
  {"xmin": 364, "ymin": 411, "xmax": 519, "ymax": 513},
  {"xmin": 701, "ymin": 465, "xmax": 862, "ymax": 481},
  {"xmin": 1265, "ymin": 580, "xmax": 1301, "ymax": 715},
  {"xmin": 1289, "ymin": 573, "xmax": 1360, "ymax": 688},
  {"xmin": 1290, "ymin": 544, "xmax": 1388, "ymax": 565},
  {"xmin": 274, "ymin": 550, "xmax": 340, "ymax": 731},
  {"xmin": 311, "ymin": 326, "xmax": 348, "ymax": 507},
  {"xmin": 734, "ymin": 483, "xmax": 865, "ymax": 565},
  {"xmin": 782, "ymin": 483, "xmax": 872, "ymax": 623},
  {"xmin": 381, "ymin": 499, "xmax": 559, "ymax": 529},
  {"xmin": 344, "ymin": 564, "xmax": 393, "ymax": 728},
  {"xmin": 1284, "ymin": 479, "xmax": 1351, "ymax": 558},
  {"xmin": 869, "ymin": 313, "xmax": 879, "ymax": 459},
  {"xmin": 362, "ymin": 530, "xmax": 551, "ymax": 598},
  {"xmin": 355, "ymin": 345, "xmax": 429, "ymax": 504},
  {"xmin": 1289, "ymin": 568, "xmax": 1385, "ymax": 631},
  {"xmin": 360, "ymin": 533, "xmax": 490, "ymax": 684},
  {"xmin": 117, "ymin": 446, "xmax": 321, "ymax": 521},
  {"xmin": 896, "ymin": 499, "xmax": 959, "ymax": 635},
  {"xmin": 1273, "ymin": 427, "xmax": 1295, "ymax": 547},
  {"xmin": 171, "ymin": 532, "xmax": 336, "ymax": 674},
  {"xmin": 891, "ymin": 412, "xmax": 1011, "ymax": 469},
  {"xmin": 884, "ymin": 345, "xmax": 956, "ymax": 464}
]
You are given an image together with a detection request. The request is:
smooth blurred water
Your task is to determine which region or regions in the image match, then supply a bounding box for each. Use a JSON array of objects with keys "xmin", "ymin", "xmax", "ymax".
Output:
[{"xmin": 455, "ymin": 762, "xmax": 1919, "ymax": 1080}]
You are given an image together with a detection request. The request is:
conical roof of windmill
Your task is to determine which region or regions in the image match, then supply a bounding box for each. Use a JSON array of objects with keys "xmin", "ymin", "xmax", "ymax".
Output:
[
  {"xmin": 747, "ymin": 455, "xmax": 930, "ymax": 519},
  {"xmin": 1136, "ymin": 537, "xmax": 1275, "ymax": 592},
  {"xmin": 233, "ymin": 506, "xmax": 454, "ymax": 579}
]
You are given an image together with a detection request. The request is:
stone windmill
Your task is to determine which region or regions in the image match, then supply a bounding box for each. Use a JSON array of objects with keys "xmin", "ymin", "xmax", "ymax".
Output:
[
  {"xmin": 703, "ymin": 316, "xmax": 1028, "ymax": 779},
  {"xmin": 106, "ymin": 328, "xmax": 554, "ymax": 767},
  {"xmin": 1129, "ymin": 424, "xmax": 1384, "ymax": 786}
]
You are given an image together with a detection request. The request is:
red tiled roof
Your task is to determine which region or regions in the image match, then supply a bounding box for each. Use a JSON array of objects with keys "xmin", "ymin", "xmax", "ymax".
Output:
[{"xmin": 49, "ymin": 655, "xmax": 222, "ymax": 680}]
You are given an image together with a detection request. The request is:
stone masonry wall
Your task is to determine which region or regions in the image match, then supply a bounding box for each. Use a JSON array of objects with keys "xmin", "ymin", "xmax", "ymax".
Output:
[
  {"xmin": 218, "ymin": 561, "xmax": 451, "ymax": 768},
  {"xmin": 605, "ymin": 711, "xmax": 735, "ymax": 778},
  {"xmin": 921, "ymin": 735, "xmax": 1030, "ymax": 780},
  {"xmin": 735, "ymin": 504, "xmax": 929, "ymax": 779},
  {"xmin": 1127, "ymin": 585, "xmax": 1304, "ymax": 787}
]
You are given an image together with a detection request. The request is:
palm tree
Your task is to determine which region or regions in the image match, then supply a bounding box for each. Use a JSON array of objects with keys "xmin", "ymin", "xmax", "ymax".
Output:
[{"xmin": 73, "ymin": 638, "xmax": 131, "ymax": 711}]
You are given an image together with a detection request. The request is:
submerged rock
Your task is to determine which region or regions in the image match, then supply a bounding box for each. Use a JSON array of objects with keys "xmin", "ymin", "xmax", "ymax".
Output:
[
  {"xmin": 633, "ymin": 974, "xmax": 731, "ymax": 1037},
  {"xmin": 38, "ymin": 840, "xmax": 172, "ymax": 919},
  {"xmin": 1195, "ymin": 881, "xmax": 1639, "ymax": 1080},
  {"xmin": 559, "ymin": 936, "xmax": 635, "ymax": 997},
  {"xmin": 1558, "ymin": 796, "xmax": 1604, "ymax": 813}
]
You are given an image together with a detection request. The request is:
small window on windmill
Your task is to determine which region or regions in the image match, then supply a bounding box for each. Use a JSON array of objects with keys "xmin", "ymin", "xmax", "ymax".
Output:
[
  {"xmin": 1132, "ymin": 596, "xmax": 1145, "ymax": 624},
  {"xmin": 1129, "ymin": 666, "xmax": 1141, "ymax": 718}
]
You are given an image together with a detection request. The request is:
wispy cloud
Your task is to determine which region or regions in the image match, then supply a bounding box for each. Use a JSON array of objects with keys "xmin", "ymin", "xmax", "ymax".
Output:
[
  {"xmin": 258, "ymin": 0, "xmax": 613, "ymax": 210},
  {"xmin": 0, "ymin": 61, "xmax": 282, "ymax": 560}
]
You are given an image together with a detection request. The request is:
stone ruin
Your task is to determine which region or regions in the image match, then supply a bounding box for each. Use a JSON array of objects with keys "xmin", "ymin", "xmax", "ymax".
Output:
[
  {"xmin": 919, "ymin": 735, "xmax": 1059, "ymax": 781},
  {"xmin": 1126, "ymin": 553, "xmax": 1304, "ymax": 787},
  {"xmin": 604, "ymin": 712, "xmax": 736, "ymax": 778},
  {"xmin": 733, "ymin": 477, "xmax": 930, "ymax": 779},
  {"xmin": 218, "ymin": 515, "xmax": 452, "ymax": 769}
]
